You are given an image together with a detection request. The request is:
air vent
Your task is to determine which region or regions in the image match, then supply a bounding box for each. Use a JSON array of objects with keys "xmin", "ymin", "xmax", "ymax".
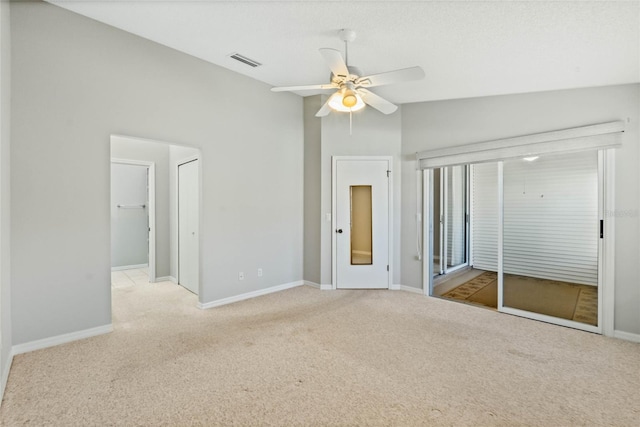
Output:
[{"xmin": 229, "ymin": 53, "xmax": 262, "ymax": 68}]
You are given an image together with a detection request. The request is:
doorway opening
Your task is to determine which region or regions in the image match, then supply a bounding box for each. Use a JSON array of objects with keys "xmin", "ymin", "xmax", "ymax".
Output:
[
  {"xmin": 109, "ymin": 135, "xmax": 201, "ymax": 297},
  {"xmin": 110, "ymin": 159, "xmax": 155, "ymax": 282}
]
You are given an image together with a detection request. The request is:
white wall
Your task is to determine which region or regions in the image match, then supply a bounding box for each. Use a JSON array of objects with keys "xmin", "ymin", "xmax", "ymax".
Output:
[
  {"xmin": 0, "ymin": 0, "xmax": 12, "ymax": 399},
  {"xmin": 401, "ymin": 84, "xmax": 640, "ymax": 335},
  {"xmin": 317, "ymin": 100, "xmax": 402, "ymax": 286},
  {"xmin": 10, "ymin": 2, "xmax": 303, "ymax": 345},
  {"xmin": 111, "ymin": 136, "xmax": 171, "ymax": 277}
]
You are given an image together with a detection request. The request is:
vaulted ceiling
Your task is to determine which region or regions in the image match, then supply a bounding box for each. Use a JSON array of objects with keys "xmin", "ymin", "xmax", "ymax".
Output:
[{"xmin": 48, "ymin": 0, "xmax": 640, "ymax": 105}]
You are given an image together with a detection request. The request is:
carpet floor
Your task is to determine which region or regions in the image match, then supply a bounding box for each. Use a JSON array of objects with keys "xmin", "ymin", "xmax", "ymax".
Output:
[
  {"xmin": 443, "ymin": 271, "xmax": 599, "ymax": 326},
  {"xmin": 1, "ymin": 282, "xmax": 639, "ymax": 426}
]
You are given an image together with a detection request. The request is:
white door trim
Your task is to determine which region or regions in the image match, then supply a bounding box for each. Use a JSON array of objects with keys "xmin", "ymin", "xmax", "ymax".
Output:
[
  {"xmin": 602, "ymin": 149, "xmax": 616, "ymax": 337},
  {"xmin": 111, "ymin": 158, "xmax": 156, "ymax": 283},
  {"xmin": 331, "ymin": 156, "xmax": 393, "ymax": 290},
  {"xmin": 423, "ymin": 170, "xmax": 431, "ymax": 295},
  {"xmin": 176, "ymin": 155, "xmax": 200, "ymax": 295}
]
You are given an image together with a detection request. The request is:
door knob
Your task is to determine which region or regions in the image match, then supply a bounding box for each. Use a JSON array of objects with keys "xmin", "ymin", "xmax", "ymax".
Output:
[{"xmin": 336, "ymin": 229, "xmax": 343, "ymax": 234}]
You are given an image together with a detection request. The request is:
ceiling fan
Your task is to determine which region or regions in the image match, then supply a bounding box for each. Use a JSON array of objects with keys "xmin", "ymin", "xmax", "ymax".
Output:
[{"xmin": 271, "ymin": 29, "xmax": 425, "ymax": 117}]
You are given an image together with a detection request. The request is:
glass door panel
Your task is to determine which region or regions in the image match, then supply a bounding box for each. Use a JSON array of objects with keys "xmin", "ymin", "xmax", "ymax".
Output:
[
  {"xmin": 445, "ymin": 165, "xmax": 468, "ymax": 271},
  {"xmin": 501, "ymin": 151, "xmax": 599, "ymax": 327},
  {"xmin": 350, "ymin": 185, "xmax": 373, "ymax": 265}
]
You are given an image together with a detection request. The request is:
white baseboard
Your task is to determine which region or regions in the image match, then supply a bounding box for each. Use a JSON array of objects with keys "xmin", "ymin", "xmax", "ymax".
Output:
[
  {"xmin": 398, "ymin": 285, "xmax": 424, "ymax": 294},
  {"xmin": 198, "ymin": 281, "xmax": 305, "ymax": 310},
  {"xmin": 155, "ymin": 276, "xmax": 177, "ymax": 283},
  {"xmin": 302, "ymin": 282, "xmax": 334, "ymax": 291},
  {"xmin": 0, "ymin": 350, "xmax": 13, "ymax": 406},
  {"xmin": 12, "ymin": 324, "xmax": 113, "ymax": 356},
  {"xmin": 613, "ymin": 330, "xmax": 640, "ymax": 343},
  {"xmin": 111, "ymin": 263, "xmax": 148, "ymax": 272},
  {"xmin": 390, "ymin": 284, "xmax": 423, "ymax": 294}
]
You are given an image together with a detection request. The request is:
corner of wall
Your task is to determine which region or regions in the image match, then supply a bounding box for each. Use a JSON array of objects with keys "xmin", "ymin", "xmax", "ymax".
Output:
[{"xmin": 0, "ymin": 0, "xmax": 12, "ymax": 405}]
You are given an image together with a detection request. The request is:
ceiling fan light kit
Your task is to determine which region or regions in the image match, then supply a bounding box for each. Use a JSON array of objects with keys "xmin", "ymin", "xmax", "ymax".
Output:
[{"xmin": 271, "ymin": 28, "xmax": 425, "ymax": 128}]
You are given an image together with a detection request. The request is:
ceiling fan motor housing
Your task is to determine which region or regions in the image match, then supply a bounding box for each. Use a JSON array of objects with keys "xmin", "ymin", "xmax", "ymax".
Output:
[{"xmin": 330, "ymin": 66, "xmax": 362, "ymax": 85}]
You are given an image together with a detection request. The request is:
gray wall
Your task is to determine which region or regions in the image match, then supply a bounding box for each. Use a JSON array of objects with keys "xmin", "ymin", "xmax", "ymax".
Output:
[
  {"xmin": 10, "ymin": 2, "xmax": 303, "ymax": 345},
  {"xmin": 401, "ymin": 84, "xmax": 640, "ymax": 335},
  {"xmin": 303, "ymin": 96, "xmax": 322, "ymax": 285},
  {"xmin": 318, "ymin": 101, "xmax": 402, "ymax": 286},
  {"xmin": 0, "ymin": 0, "xmax": 12, "ymax": 395},
  {"xmin": 111, "ymin": 136, "xmax": 171, "ymax": 277}
]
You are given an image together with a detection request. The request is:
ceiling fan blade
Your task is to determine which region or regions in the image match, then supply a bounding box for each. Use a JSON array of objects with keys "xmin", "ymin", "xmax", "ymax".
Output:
[
  {"xmin": 356, "ymin": 66, "xmax": 425, "ymax": 88},
  {"xmin": 315, "ymin": 91, "xmax": 341, "ymax": 117},
  {"xmin": 319, "ymin": 48, "xmax": 349, "ymax": 79},
  {"xmin": 358, "ymin": 88, "xmax": 398, "ymax": 115},
  {"xmin": 271, "ymin": 83, "xmax": 338, "ymax": 92}
]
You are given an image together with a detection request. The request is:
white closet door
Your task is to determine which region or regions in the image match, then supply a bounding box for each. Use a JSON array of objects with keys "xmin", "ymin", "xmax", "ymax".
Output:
[
  {"xmin": 178, "ymin": 160, "xmax": 199, "ymax": 295},
  {"xmin": 335, "ymin": 159, "xmax": 390, "ymax": 289}
]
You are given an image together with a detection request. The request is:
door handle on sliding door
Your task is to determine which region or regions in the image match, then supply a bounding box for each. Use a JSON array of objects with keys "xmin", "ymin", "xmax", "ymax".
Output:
[{"xmin": 336, "ymin": 229, "xmax": 343, "ymax": 234}]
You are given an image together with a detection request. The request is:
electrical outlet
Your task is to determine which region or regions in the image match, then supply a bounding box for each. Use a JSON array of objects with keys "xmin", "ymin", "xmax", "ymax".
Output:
[
  {"xmin": 239, "ymin": 272, "xmax": 244, "ymax": 280},
  {"xmin": 257, "ymin": 268, "xmax": 263, "ymax": 277}
]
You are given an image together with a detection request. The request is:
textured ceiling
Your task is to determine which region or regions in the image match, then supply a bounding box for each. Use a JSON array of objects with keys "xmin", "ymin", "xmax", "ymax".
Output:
[{"xmin": 47, "ymin": 0, "xmax": 640, "ymax": 105}]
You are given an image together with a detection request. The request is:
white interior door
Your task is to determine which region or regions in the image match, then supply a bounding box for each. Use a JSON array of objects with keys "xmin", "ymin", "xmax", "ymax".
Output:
[
  {"xmin": 335, "ymin": 158, "xmax": 390, "ymax": 289},
  {"xmin": 178, "ymin": 159, "xmax": 199, "ymax": 295}
]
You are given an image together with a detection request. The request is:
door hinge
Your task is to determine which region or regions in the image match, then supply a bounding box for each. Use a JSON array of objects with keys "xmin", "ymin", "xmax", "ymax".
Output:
[
  {"xmin": 387, "ymin": 265, "xmax": 389, "ymax": 272},
  {"xmin": 387, "ymin": 170, "xmax": 391, "ymax": 178}
]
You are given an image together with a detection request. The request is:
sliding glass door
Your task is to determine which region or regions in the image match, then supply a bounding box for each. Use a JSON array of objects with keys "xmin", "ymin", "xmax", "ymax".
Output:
[
  {"xmin": 499, "ymin": 151, "xmax": 601, "ymax": 330},
  {"xmin": 432, "ymin": 166, "xmax": 469, "ymax": 277},
  {"xmin": 426, "ymin": 151, "xmax": 603, "ymax": 333}
]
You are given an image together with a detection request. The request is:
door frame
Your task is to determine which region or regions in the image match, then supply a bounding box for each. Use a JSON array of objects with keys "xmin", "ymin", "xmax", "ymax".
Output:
[
  {"xmin": 110, "ymin": 158, "xmax": 157, "ymax": 283},
  {"xmin": 435, "ymin": 165, "xmax": 471, "ymax": 276},
  {"xmin": 331, "ymin": 156, "xmax": 393, "ymax": 290},
  {"xmin": 176, "ymin": 155, "xmax": 200, "ymax": 295}
]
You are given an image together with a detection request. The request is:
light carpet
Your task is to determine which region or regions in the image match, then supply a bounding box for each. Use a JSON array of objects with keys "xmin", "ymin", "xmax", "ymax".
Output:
[{"xmin": 1, "ymin": 282, "xmax": 639, "ymax": 426}]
